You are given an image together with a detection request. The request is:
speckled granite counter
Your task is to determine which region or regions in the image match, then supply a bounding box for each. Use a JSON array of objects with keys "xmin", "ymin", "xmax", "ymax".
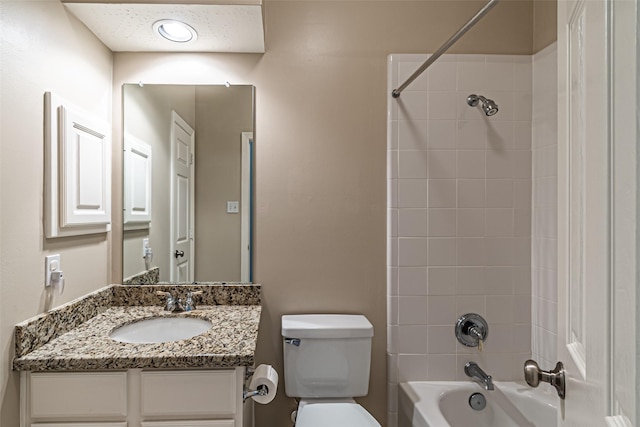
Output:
[{"xmin": 13, "ymin": 283, "xmax": 261, "ymax": 371}]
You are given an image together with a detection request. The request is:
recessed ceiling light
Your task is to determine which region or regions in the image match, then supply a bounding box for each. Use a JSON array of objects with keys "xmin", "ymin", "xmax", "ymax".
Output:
[{"xmin": 153, "ymin": 20, "xmax": 197, "ymax": 43}]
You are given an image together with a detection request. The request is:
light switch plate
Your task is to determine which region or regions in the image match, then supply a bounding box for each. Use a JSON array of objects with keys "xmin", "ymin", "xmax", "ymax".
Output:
[{"xmin": 227, "ymin": 201, "xmax": 239, "ymax": 213}]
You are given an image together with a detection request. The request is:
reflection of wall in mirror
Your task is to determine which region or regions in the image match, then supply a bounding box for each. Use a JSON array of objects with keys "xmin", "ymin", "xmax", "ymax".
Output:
[
  {"xmin": 123, "ymin": 85, "xmax": 195, "ymax": 282},
  {"xmin": 195, "ymin": 86, "xmax": 253, "ymax": 281}
]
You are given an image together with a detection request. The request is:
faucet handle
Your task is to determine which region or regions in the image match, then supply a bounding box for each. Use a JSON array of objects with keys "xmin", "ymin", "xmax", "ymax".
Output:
[
  {"xmin": 455, "ymin": 313, "xmax": 489, "ymax": 349},
  {"xmin": 156, "ymin": 291, "xmax": 175, "ymax": 311},
  {"xmin": 184, "ymin": 290, "xmax": 204, "ymax": 311}
]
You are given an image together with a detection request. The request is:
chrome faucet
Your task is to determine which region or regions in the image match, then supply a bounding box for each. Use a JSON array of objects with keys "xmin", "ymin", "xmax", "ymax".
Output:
[
  {"xmin": 184, "ymin": 290, "xmax": 203, "ymax": 311},
  {"xmin": 156, "ymin": 291, "xmax": 185, "ymax": 312},
  {"xmin": 464, "ymin": 362, "xmax": 494, "ymax": 391}
]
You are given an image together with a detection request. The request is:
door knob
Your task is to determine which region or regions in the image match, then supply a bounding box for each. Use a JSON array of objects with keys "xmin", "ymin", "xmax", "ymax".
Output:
[
  {"xmin": 524, "ymin": 359, "xmax": 565, "ymax": 399},
  {"xmin": 174, "ymin": 250, "xmax": 185, "ymax": 258}
]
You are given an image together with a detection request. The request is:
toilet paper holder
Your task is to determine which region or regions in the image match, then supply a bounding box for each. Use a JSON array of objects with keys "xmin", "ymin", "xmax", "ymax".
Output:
[
  {"xmin": 243, "ymin": 384, "xmax": 269, "ymax": 402},
  {"xmin": 243, "ymin": 364, "xmax": 278, "ymax": 404}
]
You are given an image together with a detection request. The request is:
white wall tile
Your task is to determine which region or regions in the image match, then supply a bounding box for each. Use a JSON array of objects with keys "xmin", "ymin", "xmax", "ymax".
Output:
[
  {"xmin": 398, "ymin": 354, "xmax": 428, "ymax": 381},
  {"xmin": 398, "ymin": 237, "xmax": 428, "ymax": 266},
  {"xmin": 485, "ymin": 208, "xmax": 514, "ymax": 237},
  {"xmin": 428, "ymin": 150, "xmax": 457, "ymax": 178},
  {"xmin": 457, "ymin": 179, "xmax": 485, "ymax": 208},
  {"xmin": 429, "ymin": 59, "xmax": 458, "ymax": 91},
  {"xmin": 486, "ymin": 56, "xmax": 514, "ymax": 91},
  {"xmin": 398, "ymin": 266, "xmax": 428, "ymax": 296},
  {"xmin": 428, "ymin": 92, "xmax": 458, "ymax": 120},
  {"xmin": 426, "ymin": 295, "xmax": 456, "ymax": 325},
  {"xmin": 398, "ymin": 179, "xmax": 428, "ymax": 208},
  {"xmin": 428, "ymin": 179, "xmax": 456, "ymax": 208},
  {"xmin": 427, "ymin": 354, "xmax": 457, "ymax": 380},
  {"xmin": 455, "ymin": 295, "xmax": 486, "ymax": 318},
  {"xmin": 398, "ymin": 91, "xmax": 428, "ymax": 121},
  {"xmin": 398, "ymin": 325, "xmax": 428, "ymax": 354},
  {"xmin": 399, "ymin": 120, "xmax": 428, "ymax": 150},
  {"xmin": 457, "ymin": 266, "xmax": 486, "ymax": 295},
  {"xmin": 427, "ymin": 267, "xmax": 456, "ymax": 295},
  {"xmin": 399, "ymin": 61, "xmax": 428, "ymax": 91},
  {"xmin": 484, "ymin": 267, "xmax": 513, "ymax": 295},
  {"xmin": 513, "ymin": 55, "xmax": 533, "ymax": 91},
  {"xmin": 427, "ymin": 325, "xmax": 458, "ymax": 353},
  {"xmin": 487, "ymin": 121, "xmax": 515, "ymax": 151},
  {"xmin": 398, "ymin": 296, "xmax": 428, "ymax": 325},
  {"xmin": 398, "ymin": 209, "xmax": 427, "ymax": 237},
  {"xmin": 457, "ymin": 120, "xmax": 487, "ymax": 150},
  {"xmin": 428, "ymin": 208, "xmax": 456, "ymax": 237},
  {"xmin": 398, "ymin": 150, "xmax": 428, "ymax": 179},
  {"xmin": 428, "ymin": 238, "xmax": 457, "ymax": 266},
  {"xmin": 457, "ymin": 55, "xmax": 487, "ymax": 91},
  {"xmin": 486, "ymin": 179, "xmax": 514, "ymax": 208},
  {"xmin": 388, "ymin": 53, "xmax": 536, "ymax": 391},
  {"xmin": 456, "ymin": 236, "xmax": 487, "ymax": 266},
  {"xmin": 428, "ymin": 120, "xmax": 456, "ymax": 149},
  {"xmin": 457, "ymin": 150, "xmax": 486, "ymax": 178}
]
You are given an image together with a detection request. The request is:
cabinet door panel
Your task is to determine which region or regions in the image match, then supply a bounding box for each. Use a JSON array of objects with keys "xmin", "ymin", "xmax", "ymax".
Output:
[
  {"xmin": 32, "ymin": 423, "xmax": 127, "ymax": 427},
  {"xmin": 141, "ymin": 421, "xmax": 234, "ymax": 427},
  {"xmin": 141, "ymin": 370, "xmax": 236, "ymax": 418},
  {"xmin": 30, "ymin": 372, "xmax": 127, "ymax": 419}
]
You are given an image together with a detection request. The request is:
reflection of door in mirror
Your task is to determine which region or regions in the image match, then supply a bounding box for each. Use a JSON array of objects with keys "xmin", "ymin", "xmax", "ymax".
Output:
[
  {"xmin": 170, "ymin": 111, "xmax": 194, "ymax": 282},
  {"xmin": 122, "ymin": 84, "xmax": 254, "ymax": 284}
]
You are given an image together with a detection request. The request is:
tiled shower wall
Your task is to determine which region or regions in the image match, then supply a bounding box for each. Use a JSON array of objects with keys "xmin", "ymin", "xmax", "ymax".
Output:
[
  {"xmin": 531, "ymin": 42, "xmax": 558, "ymax": 369},
  {"xmin": 387, "ymin": 53, "xmax": 533, "ymax": 426}
]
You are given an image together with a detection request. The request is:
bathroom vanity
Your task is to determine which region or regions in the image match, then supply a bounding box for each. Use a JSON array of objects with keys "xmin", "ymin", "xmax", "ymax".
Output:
[
  {"xmin": 21, "ymin": 368, "xmax": 247, "ymax": 426},
  {"xmin": 13, "ymin": 284, "xmax": 261, "ymax": 427}
]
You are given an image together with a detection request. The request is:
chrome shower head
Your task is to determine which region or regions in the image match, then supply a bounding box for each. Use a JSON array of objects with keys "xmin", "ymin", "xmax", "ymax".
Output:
[{"xmin": 467, "ymin": 94, "xmax": 499, "ymax": 116}]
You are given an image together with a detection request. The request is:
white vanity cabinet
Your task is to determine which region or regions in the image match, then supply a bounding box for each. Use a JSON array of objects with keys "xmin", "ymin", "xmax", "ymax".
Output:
[{"xmin": 20, "ymin": 368, "xmax": 252, "ymax": 427}]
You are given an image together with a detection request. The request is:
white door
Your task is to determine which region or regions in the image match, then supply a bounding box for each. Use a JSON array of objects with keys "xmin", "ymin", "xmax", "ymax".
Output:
[
  {"xmin": 557, "ymin": 0, "xmax": 637, "ymax": 425},
  {"xmin": 170, "ymin": 111, "xmax": 195, "ymax": 283}
]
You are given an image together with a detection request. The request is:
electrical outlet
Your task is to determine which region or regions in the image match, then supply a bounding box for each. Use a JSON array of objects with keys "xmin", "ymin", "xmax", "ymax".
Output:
[
  {"xmin": 45, "ymin": 254, "xmax": 61, "ymax": 288},
  {"xmin": 142, "ymin": 238, "xmax": 150, "ymax": 257}
]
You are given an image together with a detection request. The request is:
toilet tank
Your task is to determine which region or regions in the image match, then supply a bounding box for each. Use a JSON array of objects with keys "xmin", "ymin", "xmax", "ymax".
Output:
[{"xmin": 281, "ymin": 314, "xmax": 374, "ymax": 398}]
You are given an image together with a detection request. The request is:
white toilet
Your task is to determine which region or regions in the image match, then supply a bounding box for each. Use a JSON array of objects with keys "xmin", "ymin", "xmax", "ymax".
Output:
[{"xmin": 281, "ymin": 314, "xmax": 381, "ymax": 427}]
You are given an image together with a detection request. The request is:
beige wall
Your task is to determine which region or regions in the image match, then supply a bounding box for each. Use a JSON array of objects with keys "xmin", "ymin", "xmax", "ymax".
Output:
[
  {"xmin": 194, "ymin": 86, "xmax": 253, "ymax": 281},
  {"xmin": 113, "ymin": 2, "xmax": 534, "ymax": 426},
  {"xmin": 534, "ymin": 0, "xmax": 557, "ymax": 52},
  {"xmin": 0, "ymin": 1, "xmax": 113, "ymax": 425},
  {"xmin": 122, "ymin": 85, "xmax": 196, "ymax": 282}
]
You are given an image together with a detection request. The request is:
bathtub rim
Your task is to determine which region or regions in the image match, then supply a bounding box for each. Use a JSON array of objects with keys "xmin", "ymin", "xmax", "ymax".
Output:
[{"xmin": 398, "ymin": 380, "xmax": 557, "ymax": 427}]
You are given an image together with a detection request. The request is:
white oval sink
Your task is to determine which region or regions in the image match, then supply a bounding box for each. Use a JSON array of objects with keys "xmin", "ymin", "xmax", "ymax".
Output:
[{"xmin": 110, "ymin": 317, "xmax": 212, "ymax": 344}]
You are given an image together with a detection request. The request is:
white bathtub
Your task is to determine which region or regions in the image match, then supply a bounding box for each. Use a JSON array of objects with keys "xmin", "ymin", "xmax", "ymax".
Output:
[{"xmin": 399, "ymin": 381, "xmax": 557, "ymax": 427}]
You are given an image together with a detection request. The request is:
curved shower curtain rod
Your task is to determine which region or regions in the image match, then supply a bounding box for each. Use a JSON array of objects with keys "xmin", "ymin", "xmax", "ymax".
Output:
[{"xmin": 391, "ymin": 0, "xmax": 500, "ymax": 99}]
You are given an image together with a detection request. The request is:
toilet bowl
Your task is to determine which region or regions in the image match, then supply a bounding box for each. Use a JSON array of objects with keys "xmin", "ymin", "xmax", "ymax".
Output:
[
  {"xmin": 281, "ymin": 314, "xmax": 381, "ymax": 427},
  {"xmin": 295, "ymin": 398, "xmax": 381, "ymax": 427}
]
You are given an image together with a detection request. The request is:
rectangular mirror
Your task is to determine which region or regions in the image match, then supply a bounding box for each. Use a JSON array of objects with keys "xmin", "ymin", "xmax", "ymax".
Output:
[{"xmin": 122, "ymin": 84, "xmax": 254, "ymax": 284}]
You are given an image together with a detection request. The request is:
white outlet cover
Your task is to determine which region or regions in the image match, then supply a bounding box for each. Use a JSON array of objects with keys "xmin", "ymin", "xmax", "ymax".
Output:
[
  {"xmin": 45, "ymin": 254, "xmax": 61, "ymax": 288},
  {"xmin": 142, "ymin": 238, "xmax": 150, "ymax": 257}
]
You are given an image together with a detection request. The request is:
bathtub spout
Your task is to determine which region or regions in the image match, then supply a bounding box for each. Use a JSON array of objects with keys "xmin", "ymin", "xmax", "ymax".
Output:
[{"xmin": 464, "ymin": 362, "xmax": 494, "ymax": 391}]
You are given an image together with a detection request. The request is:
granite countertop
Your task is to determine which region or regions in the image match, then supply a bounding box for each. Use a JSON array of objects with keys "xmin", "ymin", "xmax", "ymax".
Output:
[{"xmin": 13, "ymin": 284, "xmax": 261, "ymax": 372}]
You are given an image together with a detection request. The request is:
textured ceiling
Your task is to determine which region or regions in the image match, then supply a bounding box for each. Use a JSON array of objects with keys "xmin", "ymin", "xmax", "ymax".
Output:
[{"xmin": 63, "ymin": 3, "xmax": 265, "ymax": 53}]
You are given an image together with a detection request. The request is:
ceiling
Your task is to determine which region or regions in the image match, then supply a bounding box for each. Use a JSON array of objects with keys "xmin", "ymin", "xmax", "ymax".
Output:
[{"xmin": 63, "ymin": 2, "xmax": 265, "ymax": 53}]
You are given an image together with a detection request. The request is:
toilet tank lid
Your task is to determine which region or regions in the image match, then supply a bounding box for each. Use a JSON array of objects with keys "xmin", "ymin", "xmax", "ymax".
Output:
[{"xmin": 281, "ymin": 314, "xmax": 373, "ymax": 338}]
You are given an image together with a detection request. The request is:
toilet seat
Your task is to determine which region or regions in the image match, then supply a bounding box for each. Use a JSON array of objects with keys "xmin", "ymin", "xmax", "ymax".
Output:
[{"xmin": 295, "ymin": 399, "xmax": 381, "ymax": 427}]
